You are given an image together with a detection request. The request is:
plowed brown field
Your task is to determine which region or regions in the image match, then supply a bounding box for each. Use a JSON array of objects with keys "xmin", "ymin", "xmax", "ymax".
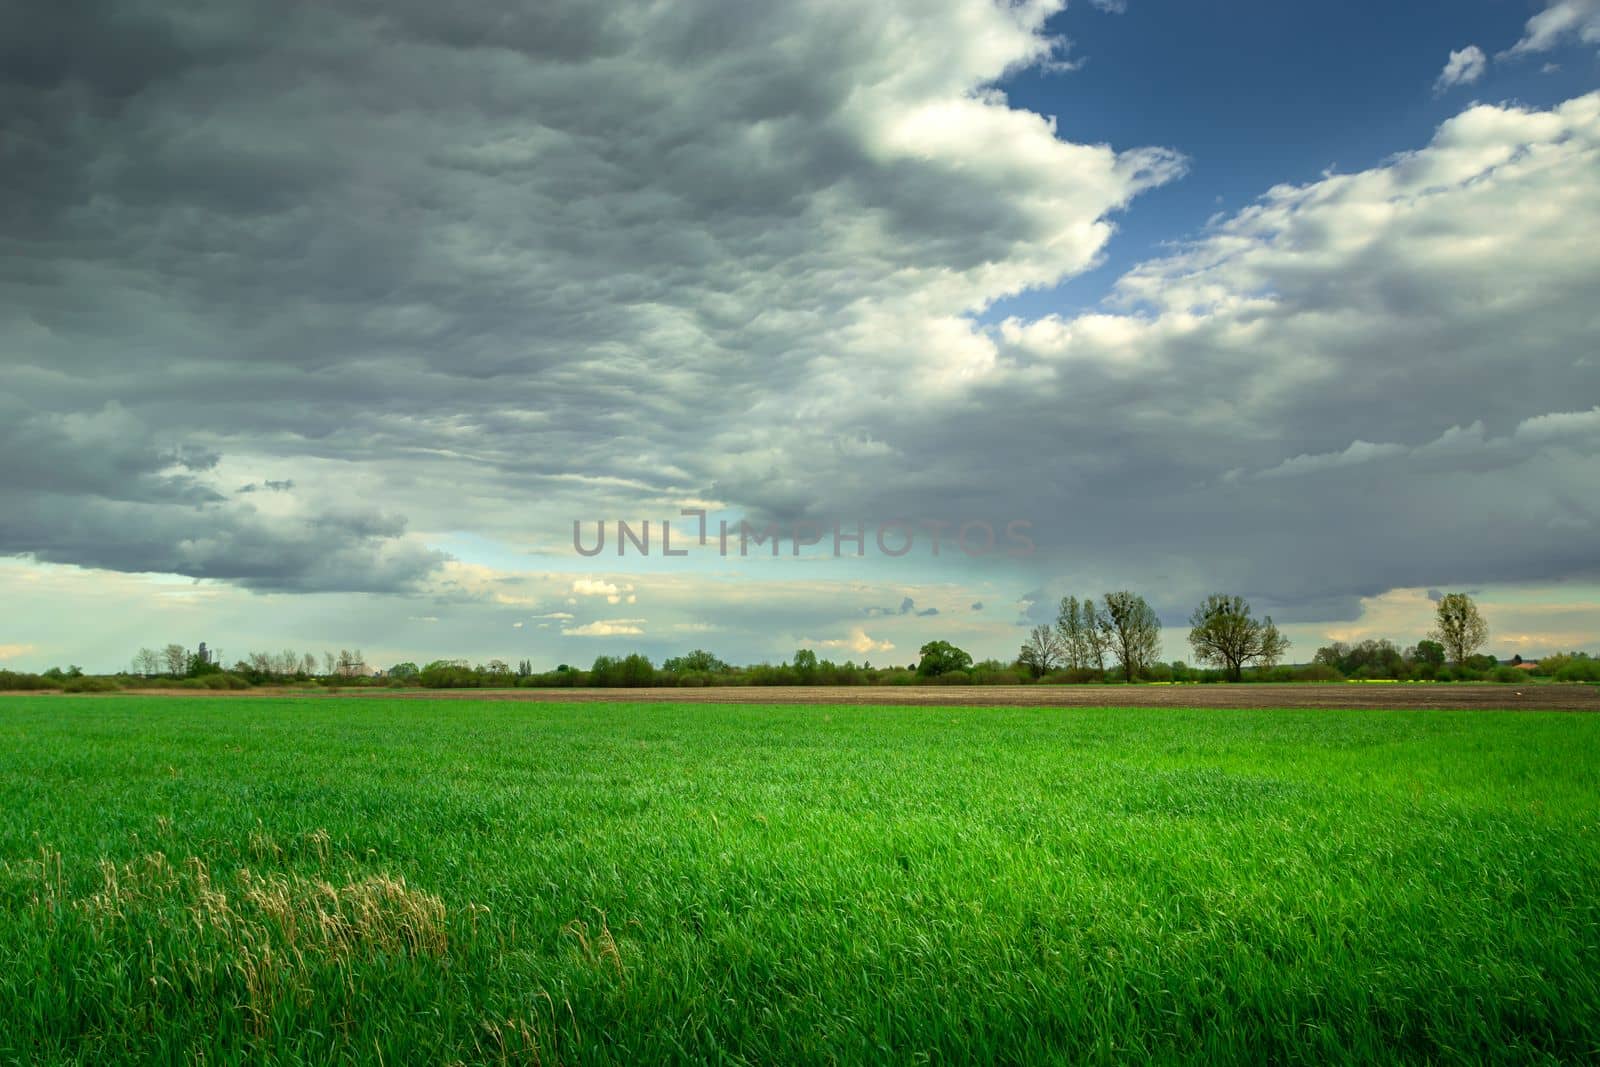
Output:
[{"xmin": 95, "ymin": 682, "xmax": 1600, "ymax": 710}]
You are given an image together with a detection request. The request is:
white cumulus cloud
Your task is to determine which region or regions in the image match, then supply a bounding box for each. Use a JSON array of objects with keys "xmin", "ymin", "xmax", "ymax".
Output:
[
  {"xmin": 1505, "ymin": 0, "xmax": 1600, "ymax": 56},
  {"xmin": 1435, "ymin": 45, "xmax": 1487, "ymax": 92},
  {"xmin": 564, "ymin": 619, "xmax": 647, "ymax": 637},
  {"xmin": 802, "ymin": 628, "xmax": 896, "ymax": 655}
]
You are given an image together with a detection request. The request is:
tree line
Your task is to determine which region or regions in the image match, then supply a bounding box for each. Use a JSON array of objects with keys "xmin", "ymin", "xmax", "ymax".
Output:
[
  {"xmin": 125, "ymin": 645, "xmax": 372, "ymax": 683},
  {"xmin": 3, "ymin": 590, "xmax": 1597, "ymax": 693},
  {"xmin": 1013, "ymin": 591, "xmax": 1274, "ymax": 683}
]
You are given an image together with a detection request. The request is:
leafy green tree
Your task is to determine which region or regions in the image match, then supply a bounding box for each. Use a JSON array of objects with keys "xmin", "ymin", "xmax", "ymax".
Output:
[
  {"xmin": 916, "ymin": 641, "xmax": 972, "ymax": 677},
  {"xmin": 1054, "ymin": 596, "xmax": 1111, "ymax": 673},
  {"xmin": 388, "ymin": 662, "xmax": 420, "ymax": 681},
  {"xmin": 1056, "ymin": 597, "xmax": 1086, "ymax": 669},
  {"xmin": 1430, "ymin": 593, "xmax": 1488, "ymax": 667},
  {"xmin": 1099, "ymin": 591, "xmax": 1162, "ymax": 683},
  {"xmin": 618, "ymin": 653, "xmax": 655, "ymax": 687},
  {"xmin": 1316, "ymin": 639, "xmax": 1405, "ymax": 679},
  {"xmin": 792, "ymin": 648, "xmax": 819, "ymax": 681},
  {"xmin": 1409, "ymin": 639, "xmax": 1446, "ymax": 669},
  {"xmin": 1186, "ymin": 594, "xmax": 1289, "ymax": 682},
  {"xmin": 589, "ymin": 655, "xmax": 620, "ymax": 687},
  {"xmin": 420, "ymin": 659, "xmax": 476, "ymax": 688},
  {"xmin": 663, "ymin": 649, "xmax": 728, "ymax": 673}
]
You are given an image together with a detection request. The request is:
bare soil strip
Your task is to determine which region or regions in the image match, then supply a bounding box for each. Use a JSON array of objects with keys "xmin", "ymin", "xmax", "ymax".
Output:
[{"xmin": 77, "ymin": 683, "xmax": 1600, "ymax": 711}]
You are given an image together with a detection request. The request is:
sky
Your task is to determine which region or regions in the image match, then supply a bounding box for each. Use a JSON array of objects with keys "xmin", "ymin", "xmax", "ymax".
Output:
[{"xmin": 2, "ymin": 0, "xmax": 1598, "ymax": 673}]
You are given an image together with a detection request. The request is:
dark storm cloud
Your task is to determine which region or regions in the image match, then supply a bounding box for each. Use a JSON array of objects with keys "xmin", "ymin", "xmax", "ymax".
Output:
[
  {"xmin": 1, "ymin": 0, "xmax": 1162, "ymax": 593},
  {"xmin": 0, "ymin": 494, "xmax": 446, "ymax": 593},
  {"xmin": 0, "ymin": 398, "xmax": 441, "ymax": 592},
  {"xmin": 0, "ymin": 401, "xmax": 218, "ymax": 504}
]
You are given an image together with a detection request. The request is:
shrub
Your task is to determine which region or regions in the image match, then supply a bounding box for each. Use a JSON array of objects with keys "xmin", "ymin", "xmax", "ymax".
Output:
[
  {"xmin": 815, "ymin": 661, "xmax": 864, "ymax": 686},
  {"xmin": 1294, "ymin": 663, "xmax": 1345, "ymax": 683},
  {"xmin": 201, "ymin": 673, "xmax": 251, "ymax": 690},
  {"xmin": 116, "ymin": 673, "xmax": 170, "ymax": 689},
  {"xmin": 418, "ymin": 660, "xmax": 480, "ymax": 688},
  {"xmin": 1556, "ymin": 659, "xmax": 1600, "ymax": 683},
  {"xmin": 967, "ymin": 659, "xmax": 1023, "ymax": 685},
  {"xmin": 1530, "ymin": 652, "xmax": 1592, "ymax": 678},
  {"xmin": 748, "ymin": 664, "xmax": 799, "ymax": 686},
  {"xmin": 0, "ymin": 671, "xmax": 63, "ymax": 691},
  {"xmin": 62, "ymin": 676, "xmax": 121, "ymax": 693},
  {"xmin": 1142, "ymin": 662, "xmax": 1175, "ymax": 683}
]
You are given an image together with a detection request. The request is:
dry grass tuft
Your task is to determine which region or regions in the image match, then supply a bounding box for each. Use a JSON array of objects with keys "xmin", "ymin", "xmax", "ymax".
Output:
[
  {"xmin": 303, "ymin": 827, "xmax": 332, "ymax": 863},
  {"xmin": 248, "ymin": 824, "xmax": 282, "ymax": 862},
  {"xmin": 21, "ymin": 845, "xmax": 66, "ymax": 912},
  {"xmin": 563, "ymin": 911, "xmax": 624, "ymax": 978},
  {"xmin": 476, "ymin": 1015, "xmax": 545, "ymax": 1066},
  {"xmin": 27, "ymin": 839, "xmax": 455, "ymax": 1037}
]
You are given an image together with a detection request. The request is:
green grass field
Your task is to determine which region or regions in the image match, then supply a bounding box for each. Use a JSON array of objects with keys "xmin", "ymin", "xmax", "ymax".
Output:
[{"xmin": 2, "ymin": 696, "xmax": 1597, "ymax": 1064}]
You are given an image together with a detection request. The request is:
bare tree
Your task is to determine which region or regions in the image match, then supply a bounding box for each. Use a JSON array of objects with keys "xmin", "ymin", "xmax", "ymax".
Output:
[
  {"xmin": 162, "ymin": 644, "xmax": 188, "ymax": 677},
  {"xmin": 1431, "ymin": 592, "xmax": 1488, "ymax": 666},
  {"xmin": 335, "ymin": 649, "xmax": 365, "ymax": 677},
  {"xmin": 1018, "ymin": 625, "xmax": 1065, "ymax": 678},
  {"xmin": 1082, "ymin": 598, "xmax": 1109, "ymax": 673},
  {"xmin": 1098, "ymin": 591, "xmax": 1162, "ymax": 683},
  {"xmin": 132, "ymin": 647, "xmax": 161, "ymax": 677},
  {"xmin": 1187, "ymin": 594, "xmax": 1290, "ymax": 682}
]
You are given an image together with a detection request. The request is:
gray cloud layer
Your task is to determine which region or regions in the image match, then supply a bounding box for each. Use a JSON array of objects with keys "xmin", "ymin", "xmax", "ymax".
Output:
[{"xmin": 3, "ymin": 0, "xmax": 1597, "ymax": 626}]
